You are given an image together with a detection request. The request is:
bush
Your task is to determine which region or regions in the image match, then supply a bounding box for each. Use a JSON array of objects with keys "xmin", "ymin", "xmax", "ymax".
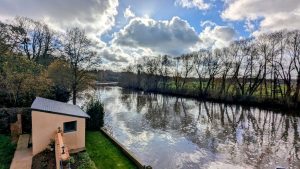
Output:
[
  {"xmin": 86, "ymin": 99, "xmax": 104, "ymax": 131},
  {"xmin": 0, "ymin": 55, "xmax": 52, "ymax": 107},
  {"xmin": 70, "ymin": 152, "xmax": 97, "ymax": 169},
  {"xmin": 49, "ymin": 85, "xmax": 70, "ymax": 102}
]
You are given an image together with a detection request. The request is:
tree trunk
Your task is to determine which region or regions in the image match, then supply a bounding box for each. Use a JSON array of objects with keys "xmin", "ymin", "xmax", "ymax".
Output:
[
  {"xmin": 72, "ymin": 87, "xmax": 77, "ymax": 105},
  {"xmin": 294, "ymin": 73, "xmax": 300, "ymax": 102},
  {"xmin": 285, "ymin": 81, "xmax": 291, "ymax": 99},
  {"xmin": 219, "ymin": 75, "xmax": 226, "ymax": 95},
  {"xmin": 198, "ymin": 77, "xmax": 203, "ymax": 96}
]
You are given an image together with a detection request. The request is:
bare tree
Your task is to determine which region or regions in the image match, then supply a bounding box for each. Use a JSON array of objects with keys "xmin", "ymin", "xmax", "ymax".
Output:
[
  {"xmin": 0, "ymin": 21, "xmax": 25, "ymax": 55},
  {"xmin": 157, "ymin": 55, "xmax": 171, "ymax": 89},
  {"xmin": 275, "ymin": 31, "xmax": 294, "ymax": 99},
  {"xmin": 180, "ymin": 53, "xmax": 194, "ymax": 89},
  {"xmin": 256, "ymin": 34, "xmax": 274, "ymax": 98},
  {"xmin": 219, "ymin": 47, "xmax": 233, "ymax": 96},
  {"xmin": 203, "ymin": 50, "xmax": 220, "ymax": 94},
  {"xmin": 172, "ymin": 57, "xmax": 183, "ymax": 91},
  {"xmin": 13, "ymin": 17, "xmax": 57, "ymax": 62},
  {"xmin": 62, "ymin": 27, "xmax": 98, "ymax": 105},
  {"xmin": 287, "ymin": 30, "xmax": 300, "ymax": 102},
  {"xmin": 193, "ymin": 50, "xmax": 207, "ymax": 95}
]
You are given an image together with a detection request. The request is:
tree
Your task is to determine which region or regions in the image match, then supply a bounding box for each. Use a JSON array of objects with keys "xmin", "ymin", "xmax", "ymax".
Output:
[
  {"xmin": 0, "ymin": 55, "xmax": 51, "ymax": 106},
  {"xmin": 218, "ymin": 47, "xmax": 233, "ymax": 96},
  {"xmin": 143, "ymin": 56, "xmax": 159, "ymax": 90},
  {"xmin": 172, "ymin": 57, "xmax": 183, "ymax": 91},
  {"xmin": 62, "ymin": 27, "xmax": 98, "ymax": 105},
  {"xmin": 0, "ymin": 21, "xmax": 24, "ymax": 55},
  {"xmin": 274, "ymin": 31, "xmax": 294, "ymax": 99},
  {"xmin": 287, "ymin": 30, "xmax": 300, "ymax": 102},
  {"xmin": 180, "ymin": 53, "xmax": 194, "ymax": 89},
  {"xmin": 194, "ymin": 50, "xmax": 207, "ymax": 95},
  {"xmin": 86, "ymin": 99, "xmax": 104, "ymax": 130},
  {"xmin": 158, "ymin": 55, "xmax": 171, "ymax": 89},
  {"xmin": 203, "ymin": 50, "xmax": 220, "ymax": 94},
  {"xmin": 0, "ymin": 22, "xmax": 11, "ymax": 55},
  {"xmin": 13, "ymin": 17, "xmax": 57, "ymax": 64},
  {"xmin": 47, "ymin": 60, "xmax": 72, "ymax": 102}
]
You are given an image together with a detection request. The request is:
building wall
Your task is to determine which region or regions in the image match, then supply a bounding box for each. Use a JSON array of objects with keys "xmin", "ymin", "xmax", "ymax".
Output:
[{"xmin": 31, "ymin": 110, "xmax": 86, "ymax": 155}]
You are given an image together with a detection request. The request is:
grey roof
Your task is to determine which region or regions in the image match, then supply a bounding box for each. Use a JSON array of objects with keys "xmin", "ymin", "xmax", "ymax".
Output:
[{"xmin": 31, "ymin": 97, "xmax": 89, "ymax": 118}]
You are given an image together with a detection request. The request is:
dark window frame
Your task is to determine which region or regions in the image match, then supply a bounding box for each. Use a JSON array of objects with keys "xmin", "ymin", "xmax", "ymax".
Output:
[{"xmin": 63, "ymin": 121, "xmax": 77, "ymax": 133}]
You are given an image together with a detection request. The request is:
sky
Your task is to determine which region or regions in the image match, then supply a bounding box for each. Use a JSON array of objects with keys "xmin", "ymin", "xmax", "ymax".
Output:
[{"xmin": 0, "ymin": 0, "xmax": 300, "ymax": 70}]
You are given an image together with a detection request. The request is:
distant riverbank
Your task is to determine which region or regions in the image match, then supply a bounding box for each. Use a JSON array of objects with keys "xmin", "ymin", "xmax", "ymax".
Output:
[{"xmin": 115, "ymin": 83, "xmax": 299, "ymax": 114}]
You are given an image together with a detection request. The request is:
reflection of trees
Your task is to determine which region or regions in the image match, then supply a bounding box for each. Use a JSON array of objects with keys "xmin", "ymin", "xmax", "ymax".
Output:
[
  {"xmin": 134, "ymin": 93, "xmax": 300, "ymax": 168},
  {"xmin": 136, "ymin": 94, "xmax": 146, "ymax": 112},
  {"xmin": 112, "ymin": 87, "xmax": 300, "ymax": 168}
]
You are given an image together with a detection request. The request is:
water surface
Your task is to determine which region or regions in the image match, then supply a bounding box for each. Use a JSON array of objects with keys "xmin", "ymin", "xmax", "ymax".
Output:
[{"xmin": 89, "ymin": 86, "xmax": 300, "ymax": 169}]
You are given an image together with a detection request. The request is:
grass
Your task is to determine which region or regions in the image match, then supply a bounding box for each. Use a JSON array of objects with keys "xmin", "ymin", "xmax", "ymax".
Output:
[
  {"xmin": 0, "ymin": 135, "xmax": 16, "ymax": 169},
  {"xmin": 86, "ymin": 131, "xmax": 137, "ymax": 169}
]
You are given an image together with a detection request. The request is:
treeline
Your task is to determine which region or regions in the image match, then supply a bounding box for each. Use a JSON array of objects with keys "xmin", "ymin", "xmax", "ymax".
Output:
[
  {"xmin": 119, "ymin": 30, "xmax": 300, "ymax": 110},
  {"xmin": 0, "ymin": 17, "xmax": 98, "ymax": 107}
]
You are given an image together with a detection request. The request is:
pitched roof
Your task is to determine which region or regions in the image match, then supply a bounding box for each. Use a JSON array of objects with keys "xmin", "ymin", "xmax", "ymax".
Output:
[{"xmin": 31, "ymin": 97, "xmax": 90, "ymax": 118}]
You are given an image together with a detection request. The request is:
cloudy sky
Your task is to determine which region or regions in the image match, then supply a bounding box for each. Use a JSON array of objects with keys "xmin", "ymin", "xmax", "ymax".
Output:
[{"xmin": 0, "ymin": 0, "xmax": 300, "ymax": 70}]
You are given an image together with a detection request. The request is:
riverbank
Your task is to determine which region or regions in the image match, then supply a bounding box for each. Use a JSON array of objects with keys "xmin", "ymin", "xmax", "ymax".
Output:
[{"xmin": 120, "ymin": 85, "xmax": 300, "ymax": 114}]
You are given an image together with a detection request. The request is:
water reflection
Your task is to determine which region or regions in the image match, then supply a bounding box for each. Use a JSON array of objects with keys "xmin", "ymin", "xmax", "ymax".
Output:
[{"xmin": 95, "ymin": 86, "xmax": 300, "ymax": 169}]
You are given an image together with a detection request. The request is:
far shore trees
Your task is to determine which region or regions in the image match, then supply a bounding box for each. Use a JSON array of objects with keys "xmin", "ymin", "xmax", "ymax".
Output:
[
  {"xmin": 62, "ymin": 27, "xmax": 98, "ymax": 105},
  {"xmin": 120, "ymin": 29, "xmax": 300, "ymax": 108}
]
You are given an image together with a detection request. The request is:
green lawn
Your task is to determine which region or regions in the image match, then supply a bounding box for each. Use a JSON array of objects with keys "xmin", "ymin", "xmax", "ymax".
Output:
[
  {"xmin": 0, "ymin": 135, "xmax": 16, "ymax": 169},
  {"xmin": 86, "ymin": 131, "xmax": 137, "ymax": 169}
]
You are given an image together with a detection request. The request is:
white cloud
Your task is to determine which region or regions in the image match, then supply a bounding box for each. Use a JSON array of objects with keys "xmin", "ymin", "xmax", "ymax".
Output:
[
  {"xmin": 100, "ymin": 47, "xmax": 130, "ymax": 63},
  {"xmin": 112, "ymin": 16, "xmax": 200, "ymax": 56},
  {"xmin": 124, "ymin": 6, "xmax": 135, "ymax": 19},
  {"xmin": 0, "ymin": 0, "xmax": 119, "ymax": 44},
  {"xmin": 244, "ymin": 19, "xmax": 255, "ymax": 33},
  {"xmin": 200, "ymin": 20, "xmax": 216, "ymax": 27},
  {"xmin": 175, "ymin": 0, "xmax": 211, "ymax": 10},
  {"xmin": 98, "ymin": 44, "xmax": 157, "ymax": 71},
  {"xmin": 191, "ymin": 25, "xmax": 236, "ymax": 50},
  {"xmin": 222, "ymin": 0, "xmax": 300, "ymax": 33}
]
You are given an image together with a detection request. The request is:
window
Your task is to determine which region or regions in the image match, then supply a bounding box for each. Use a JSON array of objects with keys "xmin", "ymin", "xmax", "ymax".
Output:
[{"xmin": 63, "ymin": 121, "xmax": 77, "ymax": 133}]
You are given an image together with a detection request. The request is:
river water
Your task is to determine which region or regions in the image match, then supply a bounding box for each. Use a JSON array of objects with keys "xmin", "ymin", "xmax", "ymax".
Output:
[{"xmin": 84, "ymin": 86, "xmax": 300, "ymax": 169}]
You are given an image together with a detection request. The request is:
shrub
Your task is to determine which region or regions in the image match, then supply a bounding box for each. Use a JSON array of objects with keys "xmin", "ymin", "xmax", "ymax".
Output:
[
  {"xmin": 77, "ymin": 152, "xmax": 97, "ymax": 169},
  {"xmin": 70, "ymin": 152, "xmax": 97, "ymax": 169},
  {"xmin": 49, "ymin": 85, "xmax": 70, "ymax": 102},
  {"xmin": 86, "ymin": 99, "xmax": 104, "ymax": 131}
]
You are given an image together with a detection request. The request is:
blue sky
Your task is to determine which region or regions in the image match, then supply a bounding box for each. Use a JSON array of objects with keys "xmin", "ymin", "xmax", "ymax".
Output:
[{"xmin": 102, "ymin": 0, "xmax": 252, "ymax": 42}]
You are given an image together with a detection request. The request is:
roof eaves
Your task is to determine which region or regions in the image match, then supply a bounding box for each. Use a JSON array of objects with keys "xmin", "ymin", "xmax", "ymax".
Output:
[{"xmin": 31, "ymin": 108, "xmax": 90, "ymax": 119}]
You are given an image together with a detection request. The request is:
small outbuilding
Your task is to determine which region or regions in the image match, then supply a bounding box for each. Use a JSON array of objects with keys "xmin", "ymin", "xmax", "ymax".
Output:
[{"xmin": 31, "ymin": 97, "xmax": 89, "ymax": 155}]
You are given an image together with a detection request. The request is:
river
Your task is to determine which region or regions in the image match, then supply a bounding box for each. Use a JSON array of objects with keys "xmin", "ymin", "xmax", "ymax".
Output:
[{"xmin": 82, "ymin": 86, "xmax": 300, "ymax": 169}]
